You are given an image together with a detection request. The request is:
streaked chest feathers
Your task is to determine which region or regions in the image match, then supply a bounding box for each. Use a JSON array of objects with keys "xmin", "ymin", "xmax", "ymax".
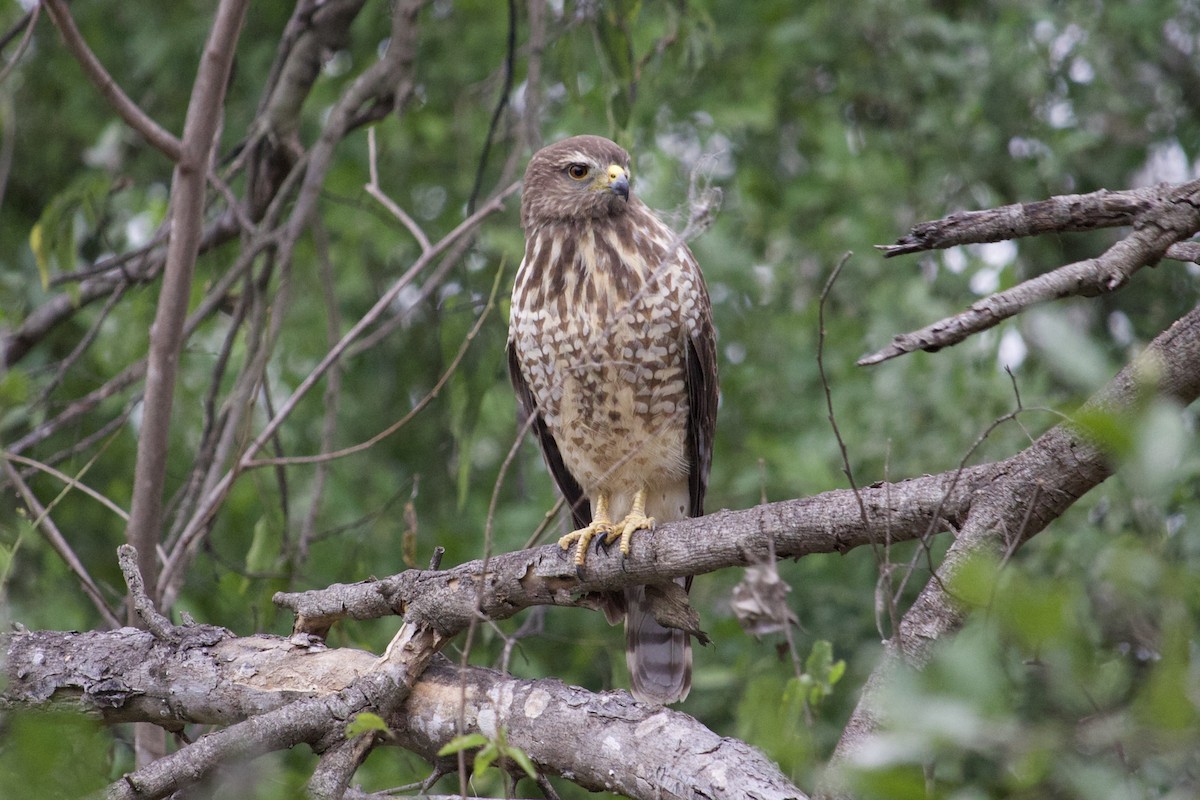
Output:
[{"xmin": 510, "ymin": 214, "xmax": 702, "ymax": 492}]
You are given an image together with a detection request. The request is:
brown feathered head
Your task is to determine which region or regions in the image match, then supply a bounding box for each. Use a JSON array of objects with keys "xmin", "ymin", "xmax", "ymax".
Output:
[{"xmin": 520, "ymin": 135, "xmax": 633, "ymax": 229}]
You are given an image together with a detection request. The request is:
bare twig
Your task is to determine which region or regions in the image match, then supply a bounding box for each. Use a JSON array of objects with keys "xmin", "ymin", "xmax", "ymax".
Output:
[
  {"xmin": 117, "ymin": 545, "xmax": 177, "ymax": 640},
  {"xmin": 245, "ymin": 261, "xmax": 505, "ymax": 468},
  {"xmin": 294, "ymin": 217, "xmax": 345, "ymax": 569},
  {"xmin": 47, "ymin": 231, "xmax": 168, "ymax": 287},
  {"xmin": 33, "ymin": 280, "xmax": 129, "ymax": 408},
  {"xmin": 366, "ymin": 127, "xmax": 431, "ymax": 253},
  {"xmin": 818, "ymin": 253, "xmax": 873, "ymax": 549},
  {"xmin": 2, "ymin": 451, "xmax": 129, "ymax": 522},
  {"xmin": 0, "ymin": 3, "xmax": 37, "ymax": 86},
  {"xmin": 467, "ymin": 0, "xmax": 518, "ymax": 215}
]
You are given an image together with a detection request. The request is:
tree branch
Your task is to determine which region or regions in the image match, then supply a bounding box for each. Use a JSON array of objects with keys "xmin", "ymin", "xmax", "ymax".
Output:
[
  {"xmin": 826, "ymin": 299, "xmax": 1200, "ymax": 793},
  {"xmin": 41, "ymin": 0, "xmax": 183, "ymax": 161},
  {"xmin": 3, "ymin": 630, "xmax": 804, "ymax": 800},
  {"xmin": 124, "ymin": 0, "xmax": 249, "ymax": 604},
  {"xmin": 274, "ymin": 465, "xmax": 991, "ymax": 636},
  {"xmin": 877, "ymin": 184, "xmax": 1172, "ymax": 257}
]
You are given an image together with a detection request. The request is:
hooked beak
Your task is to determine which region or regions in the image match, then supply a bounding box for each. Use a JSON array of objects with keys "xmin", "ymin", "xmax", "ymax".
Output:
[{"xmin": 603, "ymin": 164, "xmax": 630, "ymax": 200}]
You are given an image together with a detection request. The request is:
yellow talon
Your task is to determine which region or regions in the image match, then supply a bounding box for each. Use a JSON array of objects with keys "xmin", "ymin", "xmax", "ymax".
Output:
[
  {"xmin": 559, "ymin": 489, "xmax": 657, "ymax": 571},
  {"xmin": 559, "ymin": 494, "xmax": 614, "ymax": 569}
]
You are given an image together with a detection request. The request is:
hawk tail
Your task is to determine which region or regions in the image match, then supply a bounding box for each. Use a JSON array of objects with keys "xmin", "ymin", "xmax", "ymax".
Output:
[{"xmin": 624, "ymin": 581, "xmax": 692, "ymax": 705}]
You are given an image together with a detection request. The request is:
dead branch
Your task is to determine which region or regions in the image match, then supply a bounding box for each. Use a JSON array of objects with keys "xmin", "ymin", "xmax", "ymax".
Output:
[
  {"xmin": 877, "ymin": 184, "xmax": 1170, "ymax": 256},
  {"xmin": 860, "ymin": 180, "xmax": 1200, "ymax": 365}
]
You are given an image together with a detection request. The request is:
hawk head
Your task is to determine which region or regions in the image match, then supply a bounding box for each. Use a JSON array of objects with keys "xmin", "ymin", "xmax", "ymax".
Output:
[{"xmin": 521, "ymin": 135, "xmax": 632, "ymax": 229}]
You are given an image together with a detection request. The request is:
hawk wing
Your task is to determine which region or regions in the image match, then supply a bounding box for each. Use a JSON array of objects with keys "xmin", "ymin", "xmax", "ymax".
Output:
[
  {"xmin": 685, "ymin": 278, "xmax": 719, "ymax": 519},
  {"xmin": 506, "ymin": 342, "xmax": 591, "ymax": 528}
]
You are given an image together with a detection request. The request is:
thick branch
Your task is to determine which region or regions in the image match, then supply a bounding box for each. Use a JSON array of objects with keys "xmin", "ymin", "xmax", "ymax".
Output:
[
  {"xmin": 860, "ymin": 180, "xmax": 1200, "ymax": 365},
  {"xmin": 3, "ymin": 630, "xmax": 804, "ymax": 800}
]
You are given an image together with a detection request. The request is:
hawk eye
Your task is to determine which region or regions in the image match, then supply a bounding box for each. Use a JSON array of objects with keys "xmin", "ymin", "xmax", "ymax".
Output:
[{"xmin": 566, "ymin": 163, "xmax": 590, "ymax": 180}]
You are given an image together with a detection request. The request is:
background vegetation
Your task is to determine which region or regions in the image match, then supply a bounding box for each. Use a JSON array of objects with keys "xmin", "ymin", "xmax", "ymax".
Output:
[{"xmin": 2, "ymin": 1, "xmax": 1199, "ymax": 797}]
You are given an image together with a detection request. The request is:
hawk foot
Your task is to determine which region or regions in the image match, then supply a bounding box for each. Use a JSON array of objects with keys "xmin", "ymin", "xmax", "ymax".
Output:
[{"xmin": 559, "ymin": 519, "xmax": 615, "ymax": 572}]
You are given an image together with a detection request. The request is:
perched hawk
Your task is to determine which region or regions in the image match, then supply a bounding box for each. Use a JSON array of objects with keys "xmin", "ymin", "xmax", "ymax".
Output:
[{"xmin": 507, "ymin": 135, "xmax": 718, "ymax": 704}]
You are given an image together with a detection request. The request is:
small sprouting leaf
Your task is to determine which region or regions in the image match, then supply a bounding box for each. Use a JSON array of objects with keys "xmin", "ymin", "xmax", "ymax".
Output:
[
  {"xmin": 473, "ymin": 744, "xmax": 498, "ymax": 775},
  {"xmin": 244, "ymin": 516, "xmax": 281, "ymax": 575},
  {"xmin": 805, "ymin": 639, "xmax": 835, "ymax": 677},
  {"xmin": 436, "ymin": 732, "xmax": 489, "ymax": 757},
  {"xmin": 344, "ymin": 712, "xmax": 388, "ymax": 738}
]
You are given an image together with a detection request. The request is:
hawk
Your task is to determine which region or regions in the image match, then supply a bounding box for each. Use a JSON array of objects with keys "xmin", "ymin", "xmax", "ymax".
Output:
[{"xmin": 507, "ymin": 135, "xmax": 718, "ymax": 704}]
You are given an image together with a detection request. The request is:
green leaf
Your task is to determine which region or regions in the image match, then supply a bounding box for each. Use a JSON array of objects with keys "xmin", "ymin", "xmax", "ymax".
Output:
[
  {"xmin": 344, "ymin": 712, "xmax": 389, "ymax": 738},
  {"xmin": 0, "ymin": 712, "xmax": 109, "ymax": 797},
  {"xmin": 28, "ymin": 172, "xmax": 113, "ymax": 287},
  {"xmin": 948, "ymin": 550, "xmax": 1000, "ymax": 610},
  {"xmin": 239, "ymin": 516, "xmax": 283, "ymax": 595},
  {"xmin": 29, "ymin": 222, "xmax": 49, "ymax": 288},
  {"xmin": 0, "ymin": 541, "xmax": 16, "ymax": 587},
  {"xmin": 1071, "ymin": 406, "xmax": 1134, "ymax": 458},
  {"xmin": 505, "ymin": 746, "xmax": 538, "ymax": 780}
]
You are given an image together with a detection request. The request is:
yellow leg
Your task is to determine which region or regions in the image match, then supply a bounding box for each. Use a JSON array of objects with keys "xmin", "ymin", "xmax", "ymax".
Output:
[
  {"xmin": 558, "ymin": 492, "xmax": 614, "ymax": 570},
  {"xmin": 603, "ymin": 486, "xmax": 655, "ymax": 556}
]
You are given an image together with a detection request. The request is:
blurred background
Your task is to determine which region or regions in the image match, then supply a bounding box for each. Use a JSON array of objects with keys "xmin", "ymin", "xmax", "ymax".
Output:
[{"xmin": 3, "ymin": 1, "xmax": 1200, "ymax": 797}]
